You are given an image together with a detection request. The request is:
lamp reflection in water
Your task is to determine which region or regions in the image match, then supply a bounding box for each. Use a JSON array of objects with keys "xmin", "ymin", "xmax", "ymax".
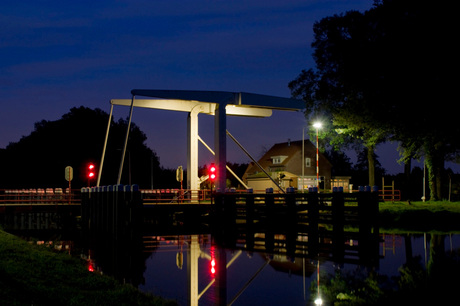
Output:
[{"xmin": 314, "ymin": 259, "xmax": 322, "ymax": 305}]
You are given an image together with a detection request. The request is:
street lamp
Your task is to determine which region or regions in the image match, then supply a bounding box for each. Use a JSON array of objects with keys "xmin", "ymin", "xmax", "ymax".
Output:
[
  {"xmin": 302, "ymin": 127, "xmax": 307, "ymax": 192},
  {"xmin": 313, "ymin": 122, "xmax": 322, "ymax": 189}
]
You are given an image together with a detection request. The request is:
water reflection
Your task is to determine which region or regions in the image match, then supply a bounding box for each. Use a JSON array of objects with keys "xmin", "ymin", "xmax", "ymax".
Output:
[
  {"xmin": 136, "ymin": 234, "xmax": 318, "ymax": 305},
  {"xmin": 80, "ymin": 228, "xmax": 459, "ymax": 305},
  {"xmin": 2, "ymin": 211, "xmax": 459, "ymax": 305}
]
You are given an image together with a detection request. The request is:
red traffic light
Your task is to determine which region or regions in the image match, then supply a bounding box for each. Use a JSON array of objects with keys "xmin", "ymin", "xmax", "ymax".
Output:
[
  {"xmin": 87, "ymin": 163, "xmax": 96, "ymax": 179},
  {"xmin": 209, "ymin": 163, "xmax": 216, "ymax": 181}
]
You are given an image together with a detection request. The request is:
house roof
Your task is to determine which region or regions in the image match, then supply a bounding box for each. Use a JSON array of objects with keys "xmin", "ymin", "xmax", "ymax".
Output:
[{"xmin": 245, "ymin": 139, "xmax": 326, "ymax": 175}]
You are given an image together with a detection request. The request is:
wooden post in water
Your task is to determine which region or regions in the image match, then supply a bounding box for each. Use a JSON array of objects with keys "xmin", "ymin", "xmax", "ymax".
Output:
[
  {"xmin": 265, "ymin": 188, "xmax": 274, "ymax": 220},
  {"xmin": 225, "ymin": 190, "xmax": 237, "ymax": 224},
  {"xmin": 80, "ymin": 187, "xmax": 90, "ymax": 232},
  {"xmin": 332, "ymin": 187, "xmax": 345, "ymax": 262},
  {"xmin": 96, "ymin": 187, "xmax": 102, "ymax": 232},
  {"xmin": 285, "ymin": 187, "xmax": 296, "ymax": 220},
  {"xmin": 107, "ymin": 185, "xmax": 114, "ymax": 234},
  {"xmin": 285, "ymin": 187, "xmax": 297, "ymax": 259},
  {"xmin": 357, "ymin": 186, "xmax": 380, "ymax": 266},
  {"xmin": 245, "ymin": 189, "xmax": 254, "ymax": 226},
  {"xmin": 307, "ymin": 187, "xmax": 319, "ymax": 256},
  {"xmin": 113, "ymin": 184, "xmax": 123, "ymax": 237}
]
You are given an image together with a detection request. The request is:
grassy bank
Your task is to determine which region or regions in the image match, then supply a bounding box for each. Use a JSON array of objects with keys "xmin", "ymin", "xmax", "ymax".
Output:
[
  {"xmin": 379, "ymin": 201, "xmax": 460, "ymax": 233},
  {"xmin": 0, "ymin": 230, "xmax": 177, "ymax": 306}
]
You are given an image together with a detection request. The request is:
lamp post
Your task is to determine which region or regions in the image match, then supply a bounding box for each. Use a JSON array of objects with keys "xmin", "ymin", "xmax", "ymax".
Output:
[
  {"xmin": 302, "ymin": 127, "xmax": 306, "ymax": 192},
  {"xmin": 313, "ymin": 122, "xmax": 322, "ymax": 190}
]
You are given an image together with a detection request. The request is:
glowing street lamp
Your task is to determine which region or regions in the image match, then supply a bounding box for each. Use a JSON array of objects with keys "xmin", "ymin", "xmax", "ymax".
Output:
[{"xmin": 312, "ymin": 122, "xmax": 322, "ymax": 189}]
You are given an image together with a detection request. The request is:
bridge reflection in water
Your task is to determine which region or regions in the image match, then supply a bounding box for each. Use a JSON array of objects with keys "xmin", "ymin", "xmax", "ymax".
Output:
[
  {"xmin": 79, "ymin": 186, "xmax": 380, "ymax": 305},
  {"xmin": 84, "ymin": 226, "xmax": 380, "ymax": 305}
]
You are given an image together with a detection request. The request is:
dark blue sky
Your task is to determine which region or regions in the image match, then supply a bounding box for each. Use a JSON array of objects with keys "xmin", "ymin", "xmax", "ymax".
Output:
[{"xmin": 2, "ymin": 0, "xmax": 422, "ymax": 174}]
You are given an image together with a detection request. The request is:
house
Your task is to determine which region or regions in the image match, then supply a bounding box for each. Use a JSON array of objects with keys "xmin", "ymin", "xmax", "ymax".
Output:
[{"xmin": 242, "ymin": 139, "xmax": 333, "ymax": 192}]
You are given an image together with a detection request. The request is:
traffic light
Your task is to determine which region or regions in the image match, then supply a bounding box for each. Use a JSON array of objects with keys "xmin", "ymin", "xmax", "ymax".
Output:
[
  {"xmin": 209, "ymin": 163, "xmax": 216, "ymax": 182},
  {"xmin": 87, "ymin": 163, "xmax": 96, "ymax": 179}
]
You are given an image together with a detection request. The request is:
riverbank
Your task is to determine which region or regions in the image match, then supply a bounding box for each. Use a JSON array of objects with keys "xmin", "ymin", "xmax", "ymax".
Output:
[
  {"xmin": 0, "ymin": 230, "xmax": 177, "ymax": 306},
  {"xmin": 379, "ymin": 201, "xmax": 460, "ymax": 233}
]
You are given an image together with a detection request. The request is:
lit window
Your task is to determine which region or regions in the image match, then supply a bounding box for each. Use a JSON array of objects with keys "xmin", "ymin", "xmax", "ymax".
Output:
[{"xmin": 271, "ymin": 155, "xmax": 287, "ymax": 164}]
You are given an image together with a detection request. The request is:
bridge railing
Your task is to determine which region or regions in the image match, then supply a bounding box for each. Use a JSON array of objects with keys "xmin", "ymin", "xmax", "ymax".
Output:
[
  {"xmin": 0, "ymin": 188, "xmax": 81, "ymax": 205},
  {"xmin": 141, "ymin": 189, "xmax": 215, "ymax": 204}
]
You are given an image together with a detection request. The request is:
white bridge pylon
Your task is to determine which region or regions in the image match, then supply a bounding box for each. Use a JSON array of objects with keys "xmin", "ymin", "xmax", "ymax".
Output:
[{"xmin": 97, "ymin": 90, "xmax": 304, "ymax": 198}]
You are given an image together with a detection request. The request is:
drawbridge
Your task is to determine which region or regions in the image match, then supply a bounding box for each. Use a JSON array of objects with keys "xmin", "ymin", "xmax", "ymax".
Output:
[{"xmin": 97, "ymin": 90, "xmax": 304, "ymax": 200}]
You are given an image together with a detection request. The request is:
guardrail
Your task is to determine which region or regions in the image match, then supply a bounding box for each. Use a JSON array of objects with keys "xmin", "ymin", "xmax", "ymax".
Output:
[
  {"xmin": 1, "ymin": 185, "xmax": 394, "ymax": 206},
  {"xmin": 0, "ymin": 188, "xmax": 81, "ymax": 205},
  {"xmin": 379, "ymin": 189, "xmax": 401, "ymax": 201}
]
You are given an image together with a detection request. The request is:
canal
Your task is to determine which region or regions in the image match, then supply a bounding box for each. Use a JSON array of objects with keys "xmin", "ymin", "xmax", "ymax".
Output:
[
  {"xmin": 124, "ymin": 232, "xmax": 460, "ymax": 305},
  {"xmin": 3, "ymin": 211, "xmax": 459, "ymax": 305}
]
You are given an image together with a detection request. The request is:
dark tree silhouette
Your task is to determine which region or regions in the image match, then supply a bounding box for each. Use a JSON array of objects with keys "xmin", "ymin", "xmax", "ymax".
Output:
[{"xmin": 0, "ymin": 106, "xmax": 173, "ymax": 189}]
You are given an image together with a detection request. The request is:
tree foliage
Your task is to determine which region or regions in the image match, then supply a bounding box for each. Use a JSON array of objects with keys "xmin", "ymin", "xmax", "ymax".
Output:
[
  {"xmin": 0, "ymin": 106, "xmax": 174, "ymax": 189},
  {"xmin": 290, "ymin": 0, "xmax": 457, "ymax": 199}
]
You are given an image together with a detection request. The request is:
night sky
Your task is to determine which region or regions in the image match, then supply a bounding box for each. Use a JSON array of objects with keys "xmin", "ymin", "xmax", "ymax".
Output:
[{"xmin": 1, "ymin": 0, "xmax": 428, "ymax": 174}]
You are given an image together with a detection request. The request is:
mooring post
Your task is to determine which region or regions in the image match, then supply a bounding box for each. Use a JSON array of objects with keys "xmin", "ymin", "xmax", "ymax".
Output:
[
  {"xmin": 245, "ymin": 188, "xmax": 254, "ymax": 226},
  {"xmin": 285, "ymin": 187, "xmax": 296, "ymax": 218},
  {"xmin": 106, "ymin": 185, "xmax": 113, "ymax": 233},
  {"xmin": 80, "ymin": 187, "xmax": 89, "ymax": 231},
  {"xmin": 332, "ymin": 186, "xmax": 345, "ymax": 261},
  {"xmin": 113, "ymin": 184, "xmax": 123, "ymax": 236},
  {"xmin": 90, "ymin": 187, "xmax": 96, "ymax": 231},
  {"xmin": 100, "ymin": 186, "xmax": 107, "ymax": 232},
  {"xmin": 307, "ymin": 187, "xmax": 319, "ymax": 255},
  {"xmin": 130, "ymin": 184, "xmax": 142, "ymax": 225},
  {"xmin": 96, "ymin": 187, "xmax": 103, "ymax": 232},
  {"xmin": 224, "ymin": 190, "xmax": 237, "ymax": 225},
  {"xmin": 357, "ymin": 186, "xmax": 379, "ymax": 266},
  {"xmin": 285, "ymin": 187, "xmax": 297, "ymax": 259},
  {"xmin": 265, "ymin": 188, "xmax": 274, "ymax": 219},
  {"xmin": 213, "ymin": 192, "xmax": 225, "ymax": 222}
]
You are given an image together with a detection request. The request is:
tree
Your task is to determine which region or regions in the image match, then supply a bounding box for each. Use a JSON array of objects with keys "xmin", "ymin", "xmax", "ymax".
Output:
[
  {"xmin": 0, "ymin": 106, "xmax": 169, "ymax": 189},
  {"xmin": 289, "ymin": 11, "xmax": 387, "ymax": 185},
  {"xmin": 290, "ymin": 0, "xmax": 458, "ymax": 198},
  {"xmin": 289, "ymin": 7, "xmax": 388, "ymax": 187},
  {"xmin": 363, "ymin": 0, "xmax": 458, "ymax": 200},
  {"xmin": 323, "ymin": 148, "xmax": 353, "ymax": 177}
]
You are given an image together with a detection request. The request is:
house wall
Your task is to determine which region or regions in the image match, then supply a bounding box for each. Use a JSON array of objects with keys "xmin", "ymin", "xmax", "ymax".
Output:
[
  {"xmin": 243, "ymin": 140, "xmax": 333, "ymax": 191},
  {"xmin": 246, "ymin": 178, "xmax": 279, "ymax": 193},
  {"xmin": 286, "ymin": 149, "xmax": 332, "ymax": 190}
]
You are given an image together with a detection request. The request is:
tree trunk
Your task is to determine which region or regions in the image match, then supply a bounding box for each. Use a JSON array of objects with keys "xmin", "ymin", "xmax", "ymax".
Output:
[
  {"xmin": 425, "ymin": 147, "xmax": 446, "ymax": 201},
  {"xmin": 434, "ymin": 156, "xmax": 444, "ymax": 200},
  {"xmin": 425, "ymin": 154, "xmax": 437, "ymax": 201},
  {"xmin": 403, "ymin": 158, "xmax": 412, "ymax": 200},
  {"xmin": 367, "ymin": 145, "xmax": 375, "ymax": 187},
  {"xmin": 426, "ymin": 146, "xmax": 445, "ymax": 201}
]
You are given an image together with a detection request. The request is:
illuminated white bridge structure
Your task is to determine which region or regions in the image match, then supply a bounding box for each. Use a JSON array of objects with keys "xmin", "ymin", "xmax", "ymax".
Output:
[{"xmin": 97, "ymin": 90, "xmax": 304, "ymax": 200}]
